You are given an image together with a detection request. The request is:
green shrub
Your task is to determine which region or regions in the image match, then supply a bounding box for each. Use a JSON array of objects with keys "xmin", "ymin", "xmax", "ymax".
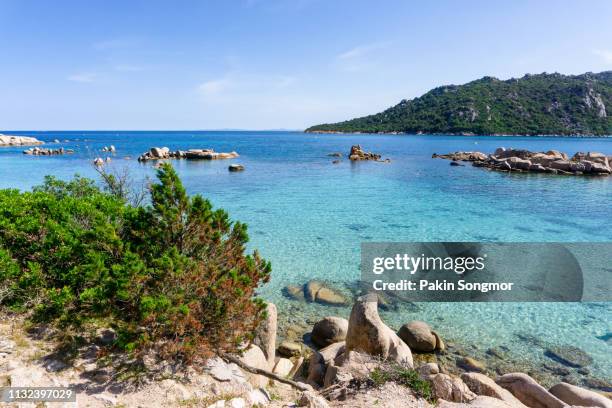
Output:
[
  {"xmin": 368, "ymin": 364, "xmax": 434, "ymax": 402},
  {"xmin": 0, "ymin": 164, "xmax": 271, "ymax": 364}
]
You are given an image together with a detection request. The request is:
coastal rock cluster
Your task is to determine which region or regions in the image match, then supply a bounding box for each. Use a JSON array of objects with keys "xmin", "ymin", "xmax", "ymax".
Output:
[
  {"xmin": 22, "ymin": 147, "xmax": 74, "ymax": 155},
  {"xmin": 433, "ymin": 148, "xmax": 612, "ymax": 175},
  {"xmin": 0, "ymin": 134, "xmax": 44, "ymax": 146},
  {"xmin": 348, "ymin": 144, "xmax": 387, "ymax": 162},
  {"xmin": 349, "ymin": 144, "xmax": 381, "ymax": 161},
  {"xmin": 137, "ymin": 146, "xmax": 239, "ymax": 162}
]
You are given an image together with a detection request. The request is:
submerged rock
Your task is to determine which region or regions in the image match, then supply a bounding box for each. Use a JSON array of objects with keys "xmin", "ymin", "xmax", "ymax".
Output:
[
  {"xmin": 228, "ymin": 164, "xmax": 245, "ymax": 172},
  {"xmin": 457, "ymin": 357, "xmax": 486, "ymax": 373},
  {"xmin": 295, "ymin": 280, "xmax": 348, "ymax": 306},
  {"xmin": 544, "ymin": 345, "xmax": 593, "ymax": 368}
]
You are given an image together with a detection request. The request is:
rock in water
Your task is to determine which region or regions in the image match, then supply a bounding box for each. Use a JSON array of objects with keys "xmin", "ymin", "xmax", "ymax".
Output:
[
  {"xmin": 228, "ymin": 164, "xmax": 245, "ymax": 172},
  {"xmin": 544, "ymin": 345, "xmax": 593, "ymax": 368},
  {"xmin": 348, "ymin": 145, "xmax": 383, "ymax": 161},
  {"xmin": 549, "ymin": 382, "xmax": 612, "ymax": 408},
  {"xmin": 283, "ymin": 285, "xmax": 305, "ymax": 301},
  {"xmin": 0, "ymin": 134, "xmax": 44, "ymax": 146},
  {"xmin": 303, "ymin": 280, "xmax": 348, "ymax": 306},
  {"xmin": 397, "ymin": 321, "xmax": 437, "ymax": 352},
  {"xmin": 345, "ymin": 294, "xmax": 413, "ymax": 367},
  {"xmin": 311, "ymin": 317, "xmax": 349, "ymax": 348},
  {"xmin": 456, "ymin": 357, "xmax": 486, "ymax": 373}
]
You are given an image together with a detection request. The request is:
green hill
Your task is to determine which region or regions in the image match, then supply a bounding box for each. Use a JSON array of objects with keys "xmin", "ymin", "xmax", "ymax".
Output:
[{"xmin": 306, "ymin": 72, "xmax": 612, "ymax": 136}]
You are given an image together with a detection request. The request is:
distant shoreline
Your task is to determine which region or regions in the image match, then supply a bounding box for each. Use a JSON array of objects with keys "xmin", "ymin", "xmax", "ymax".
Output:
[{"xmin": 304, "ymin": 130, "xmax": 612, "ymax": 138}]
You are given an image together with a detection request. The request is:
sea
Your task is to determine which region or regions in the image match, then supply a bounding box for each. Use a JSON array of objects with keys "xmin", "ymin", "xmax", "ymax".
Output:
[{"xmin": 1, "ymin": 130, "xmax": 610, "ymax": 383}]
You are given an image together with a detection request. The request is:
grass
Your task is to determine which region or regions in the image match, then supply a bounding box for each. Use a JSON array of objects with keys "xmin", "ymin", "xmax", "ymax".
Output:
[{"xmin": 368, "ymin": 364, "xmax": 434, "ymax": 403}]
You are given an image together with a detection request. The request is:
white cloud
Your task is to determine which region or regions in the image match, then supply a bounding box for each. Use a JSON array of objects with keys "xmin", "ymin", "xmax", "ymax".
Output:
[
  {"xmin": 334, "ymin": 42, "xmax": 391, "ymax": 72},
  {"xmin": 198, "ymin": 78, "xmax": 233, "ymax": 95},
  {"xmin": 593, "ymin": 49, "xmax": 612, "ymax": 64},
  {"xmin": 67, "ymin": 73, "xmax": 96, "ymax": 83},
  {"xmin": 336, "ymin": 42, "xmax": 389, "ymax": 60}
]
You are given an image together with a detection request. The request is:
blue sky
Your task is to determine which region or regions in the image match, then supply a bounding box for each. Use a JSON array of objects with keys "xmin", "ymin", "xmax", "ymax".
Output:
[{"xmin": 1, "ymin": 0, "xmax": 612, "ymax": 130}]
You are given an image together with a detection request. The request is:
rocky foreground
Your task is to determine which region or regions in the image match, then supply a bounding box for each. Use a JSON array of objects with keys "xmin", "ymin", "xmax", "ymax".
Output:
[
  {"xmin": 0, "ymin": 134, "xmax": 43, "ymax": 147},
  {"xmin": 1, "ymin": 295, "xmax": 610, "ymax": 407},
  {"xmin": 433, "ymin": 148, "xmax": 612, "ymax": 175},
  {"xmin": 138, "ymin": 147, "xmax": 239, "ymax": 162}
]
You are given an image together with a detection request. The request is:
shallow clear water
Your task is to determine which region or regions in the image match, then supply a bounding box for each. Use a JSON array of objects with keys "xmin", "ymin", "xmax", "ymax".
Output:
[{"xmin": 1, "ymin": 131, "xmax": 611, "ymax": 380}]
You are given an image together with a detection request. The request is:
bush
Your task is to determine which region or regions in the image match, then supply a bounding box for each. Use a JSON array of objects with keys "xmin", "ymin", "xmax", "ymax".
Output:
[
  {"xmin": 368, "ymin": 363, "xmax": 434, "ymax": 402},
  {"xmin": 0, "ymin": 164, "xmax": 271, "ymax": 364}
]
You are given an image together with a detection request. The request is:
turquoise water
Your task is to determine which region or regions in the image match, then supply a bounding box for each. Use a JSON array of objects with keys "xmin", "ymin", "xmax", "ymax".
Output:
[{"xmin": 1, "ymin": 131, "xmax": 611, "ymax": 382}]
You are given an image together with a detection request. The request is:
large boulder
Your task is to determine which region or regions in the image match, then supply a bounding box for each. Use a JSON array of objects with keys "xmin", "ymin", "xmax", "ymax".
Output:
[
  {"xmin": 322, "ymin": 350, "xmax": 380, "ymax": 389},
  {"xmin": 253, "ymin": 302, "xmax": 277, "ymax": 370},
  {"xmin": 307, "ymin": 342, "xmax": 345, "ymax": 386},
  {"xmin": 461, "ymin": 373, "xmax": 526, "ymax": 407},
  {"xmin": 586, "ymin": 152, "xmax": 609, "ymax": 166},
  {"xmin": 238, "ymin": 344, "xmax": 269, "ymax": 388},
  {"xmin": 150, "ymin": 147, "xmax": 170, "ymax": 158},
  {"xmin": 549, "ymin": 382, "xmax": 612, "ymax": 408},
  {"xmin": 549, "ymin": 160, "xmax": 572, "ymax": 172},
  {"xmin": 496, "ymin": 373, "xmax": 566, "ymax": 408},
  {"xmin": 508, "ymin": 157, "xmax": 531, "ymax": 170},
  {"xmin": 0, "ymin": 134, "xmax": 44, "ymax": 146},
  {"xmin": 397, "ymin": 321, "xmax": 437, "ymax": 352},
  {"xmin": 546, "ymin": 150, "xmax": 568, "ymax": 160},
  {"xmin": 273, "ymin": 358, "xmax": 294, "ymax": 377},
  {"xmin": 311, "ymin": 317, "xmax": 348, "ymax": 348},
  {"xmin": 430, "ymin": 373, "xmax": 476, "ymax": 403},
  {"xmin": 345, "ymin": 295, "xmax": 413, "ymax": 367}
]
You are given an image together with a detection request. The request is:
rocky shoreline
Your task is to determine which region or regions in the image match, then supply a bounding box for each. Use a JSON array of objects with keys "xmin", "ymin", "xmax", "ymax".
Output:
[
  {"xmin": 306, "ymin": 130, "xmax": 612, "ymax": 137},
  {"xmin": 1, "ymin": 293, "xmax": 610, "ymax": 407},
  {"xmin": 0, "ymin": 134, "xmax": 44, "ymax": 146},
  {"xmin": 23, "ymin": 146, "xmax": 74, "ymax": 155},
  {"xmin": 137, "ymin": 147, "xmax": 239, "ymax": 162},
  {"xmin": 434, "ymin": 148, "xmax": 612, "ymax": 175}
]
